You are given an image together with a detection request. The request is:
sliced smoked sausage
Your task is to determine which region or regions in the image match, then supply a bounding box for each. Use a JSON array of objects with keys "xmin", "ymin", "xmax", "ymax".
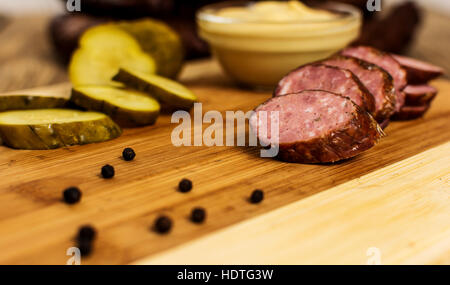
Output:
[
  {"xmin": 322, "ymin": 55, "xmax": 396, "ymax": 122},
  {"xmin": 403, "ymin": 85, "xmax": 437, "ymax": 106},
  {"xmin": 391, "ymin": 104, "xmax": 430, "ymax": 120},
  {"xmin": 391, "ymin": 54, "xmax": 443, "ymax": 84},
  {"xmin": 341, "ymin": 46, "xmax": 407, "ymax": 112},
  {"xmin": 250, "ymin": 90, "xmax": 384, "ymax": 164},
  {"xmin": 274, "ymin": 64, "xmax": 375, "ymax": 114},
  {"xmin": 378, "ymin": 119, "xmax": 390, "ymax": 129}
]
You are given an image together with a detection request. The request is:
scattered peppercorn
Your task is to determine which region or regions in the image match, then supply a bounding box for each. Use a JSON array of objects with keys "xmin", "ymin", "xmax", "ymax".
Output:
[
  {"xmin": 122, "ymin": 147, "xmax": 136, "ymax": 161},
  {"xmin": 101, "ymin": 164, "xmax": 115, "ymax": 179},
  {"xmin": 178, "ymin": 178, "xmax": 192, "ymax": 193},
  {"xmin": 154, "ymin": 216, "xmax": 172, "ymax": 234},
  {"xmin": 190, "ymin": 207, "xmax": 206, "ymax": 224},
  {"xmin": 250, "ymin": 189, "xmax": 264, "ymax": 204},
  {"xmin": 75, "ymin": 225, "xmax": 96, "ymax": 257},
  {"xmin": 77, "ymin": 225, "xmax": 97, "ymax": 243},
  {"xmin": 77, "ymin": 240, "xmax": 92, "ymax": 256},
  {"xmin": 63, "ymin": 187, "xmax": 82, "ymax": 204}
]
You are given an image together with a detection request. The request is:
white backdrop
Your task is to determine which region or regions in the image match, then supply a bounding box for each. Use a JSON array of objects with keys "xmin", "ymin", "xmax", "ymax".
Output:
[
  {"xmin": 0, "ymin": 0, "xmax": 64, "ymax": 15},
  {"xmin": 0, "ymin": 0, "xmax": 449, "ymax": 15}
]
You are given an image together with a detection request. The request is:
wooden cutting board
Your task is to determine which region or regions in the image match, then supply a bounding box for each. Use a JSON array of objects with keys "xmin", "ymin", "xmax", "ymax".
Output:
[{"xmin": 0, "ymin": 60, "xmax": 449, "ymax": 265}]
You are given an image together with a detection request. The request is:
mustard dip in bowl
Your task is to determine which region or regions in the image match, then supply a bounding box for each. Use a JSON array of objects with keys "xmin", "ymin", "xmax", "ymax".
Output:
[{"xmin": 197, "ymin": 1, "xmax": 362, "ymax": 89}]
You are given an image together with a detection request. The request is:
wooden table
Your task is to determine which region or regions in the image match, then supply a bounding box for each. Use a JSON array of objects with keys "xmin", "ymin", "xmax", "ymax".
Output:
[{"xmin": 0, "ymin": 15, "xmax": 449, "ymax": 265}]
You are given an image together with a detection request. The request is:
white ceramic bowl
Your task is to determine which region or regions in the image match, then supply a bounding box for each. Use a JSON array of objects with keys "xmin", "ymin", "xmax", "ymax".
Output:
[{"xmin": 197, "ymin": 1, "xmax": 362, "ymax": 89}]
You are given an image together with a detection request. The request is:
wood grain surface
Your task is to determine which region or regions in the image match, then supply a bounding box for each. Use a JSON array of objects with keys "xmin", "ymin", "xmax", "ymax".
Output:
[
  {"xmin": 0, "ymin": 15, "xmax": 448, "ymax": 265},
  {"xmin": 0, "ymin": 59, "xmax": 448, "ymax": 264},
  {"xmin": 139, "ymin": 142, "xmax": 450, "ymax": 265},
  {"xmin": 0, "ymin": 17, "xmax": 67, "ymax": 93}
]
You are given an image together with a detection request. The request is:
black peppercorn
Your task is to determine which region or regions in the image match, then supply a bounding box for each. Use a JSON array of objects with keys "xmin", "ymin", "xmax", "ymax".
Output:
[
  {"xmin": 77, "ymin": 240, "xmax": 92, "ymax": 256},
  {"xmin": 154, "ymin": 216, "xmax": 172, "ymax": 234},
  {"xmin": 250, "ymin": 189, "xmax": 264, "ymax": 204},
  {"xmin": 63, "ymin": 187, "xmax": 82, "ymax": 204},
  {"xmin": 122, "ymin": 147, "xmax": 136, "ymax": 161},
  {"xmin": 178, "ymin": 178, "xmax": 192, "ymax": 193},
  {"xmin": 101, "ymin": 164, "xmax": 115, "ymax": 179},
  {"xmin": 77, "ymin": 225, "xmax": 97, "ymax": 243},
  {"xmin": 75, "ymin": 225, "xmax": 96, "ymax": 257},
  {"xmin": 191, "ymin": 207, "xmax": 206, "ymax": 224}
]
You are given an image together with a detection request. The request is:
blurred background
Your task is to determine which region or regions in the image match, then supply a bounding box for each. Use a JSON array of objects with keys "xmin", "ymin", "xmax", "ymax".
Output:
[{"xmin": 0, "ymin": 0, "xmax": 448, "ymax": 92}]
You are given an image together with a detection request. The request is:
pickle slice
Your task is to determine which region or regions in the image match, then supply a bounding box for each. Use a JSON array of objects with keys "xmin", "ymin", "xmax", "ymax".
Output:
[
  {"xmin": 71, "ymin": 86, "xmax": 160, "ymax": 127},
  {"xmin": 79, "ymin": 24, "xmax": 140, "ymax": 49},
  {"xmin": 0, "ymin": 109, "xmax": 122, "ymax": 150},
  {"xmin": 69, "ymin": 25, "xmax": 156, "ymax": 87},
  {"xmin": 113, "ymin": 68, "xmax": 197, "ymax": 110},
  {"xmin": 0, "ymin": 84, "xmax": 71, "ymax": 111},
  {"xmin": 116, "ymin": 19, "xmax": 184, "ymax": 79}
]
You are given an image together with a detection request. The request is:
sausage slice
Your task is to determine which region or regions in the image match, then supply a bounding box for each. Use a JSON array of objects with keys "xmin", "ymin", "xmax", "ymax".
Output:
[
  {"xmin": 379, "ymin": 119, "xmax": 390, "ymax": 130},
  {"xmin": 274, "ymin": 64, "xmax": 375, "ymax": 114},
  {"xmin": 250, "ymin": 90, "xmax": 384, "ymax": 163},
  {"xmin": 322, "ymin": 55, "xmax": 396, "ymax": 122},
  {"xmin": 391, "ymin": 104, "xmax": 430, "ymax": 120},
  {"xmin": 341, "ymin": 46, "xmax": 407, "ymax": 112},
  {"xmin": 391, "ymin": 54, "xmax": 444, "ymax": 84},
  {"xmin": 403, "ymin": 85, "xmax": 437, "ymax": 106}
]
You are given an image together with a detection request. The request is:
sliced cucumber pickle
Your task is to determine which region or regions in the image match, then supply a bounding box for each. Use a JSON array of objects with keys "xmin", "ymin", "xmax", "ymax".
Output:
[
  {"xmin": 71, "ymin": 86, "xmax": 160, "ymax": 127},
  {"xmin": 69, "ymin": 24, "xmax": 156, "ymax": 87},
  {"xmin": 0, "ymin": 84, "xmax": 70, "ymax": 111},
  {"xmin": 116, "ymin": 19, "xmax": 184, "ymax": 79},
  {"xmin": 113, "ymin": 68, "xmax": 197, "ymax": 110},
  {"xmin": 0, "ymin": 109, "xmax": 122, "ymax": 149}
]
